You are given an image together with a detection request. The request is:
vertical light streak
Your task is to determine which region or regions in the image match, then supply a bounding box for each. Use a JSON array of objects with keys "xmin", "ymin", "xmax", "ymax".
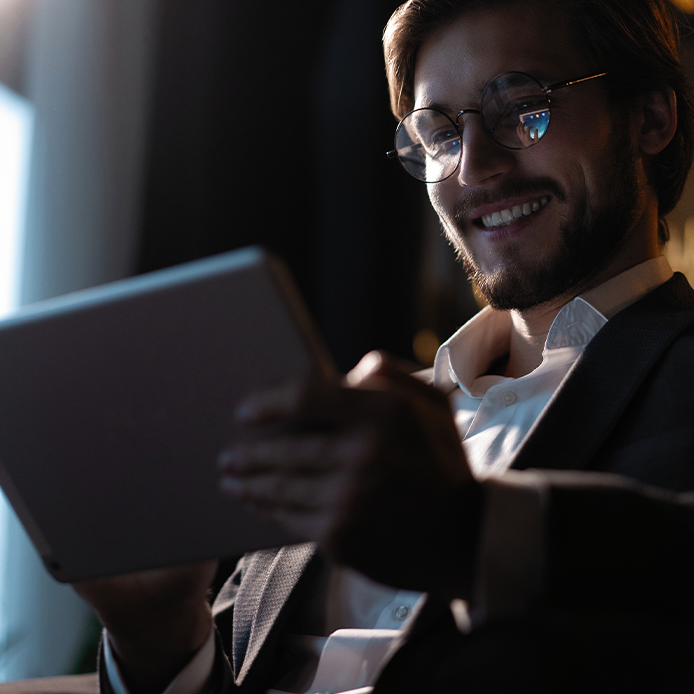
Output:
[{"xmin": 0, "ymin": 82, "xmax": 34, "ymax": 679}]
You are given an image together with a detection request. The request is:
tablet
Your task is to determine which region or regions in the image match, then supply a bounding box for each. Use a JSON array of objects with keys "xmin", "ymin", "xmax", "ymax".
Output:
[{"xmin": 0, "ymin": 247, "xmax": 335, "ymax": 582}]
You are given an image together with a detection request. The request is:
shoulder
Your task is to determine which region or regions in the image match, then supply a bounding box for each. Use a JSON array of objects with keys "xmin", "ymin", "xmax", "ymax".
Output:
[{"xmin": 645, "ymin": 271, "xmax": 694, "ymax": 312}]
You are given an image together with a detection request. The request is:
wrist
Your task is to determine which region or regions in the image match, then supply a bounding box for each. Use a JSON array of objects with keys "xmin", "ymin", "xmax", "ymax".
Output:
[{"xmin": 106, "ymin": 602, "xmax": 213, "ymax": 694}]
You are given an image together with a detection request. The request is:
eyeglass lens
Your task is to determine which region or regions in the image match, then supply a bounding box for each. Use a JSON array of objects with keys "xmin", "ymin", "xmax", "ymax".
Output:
[{"xmin": 393, "ymin": 72, "xmax": 551, "ymax": 183}]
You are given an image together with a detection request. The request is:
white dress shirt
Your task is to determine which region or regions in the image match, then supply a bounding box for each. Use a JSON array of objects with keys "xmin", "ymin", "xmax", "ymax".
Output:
[
  {"xmin": 104, "ymin": 256, "xmax": 673, "ymax": 694},
  {"xmin": 434, "ymin": 255, "xmax": 673, "ymax": 478}
]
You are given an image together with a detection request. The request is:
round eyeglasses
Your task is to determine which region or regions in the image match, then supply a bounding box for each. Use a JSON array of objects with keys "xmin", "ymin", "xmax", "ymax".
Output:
[{"xmin": 387, "ymin": 71, "xmax": 607, "ymax": 183}]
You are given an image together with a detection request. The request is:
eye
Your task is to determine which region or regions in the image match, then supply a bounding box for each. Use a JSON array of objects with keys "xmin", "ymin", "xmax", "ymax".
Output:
[
  {"xmin": 490, "ymin": 99, "xmax": 548, "ymax": 132},
  {"xmin": 430, "ymin": 128, "xmax": 461, "ymax": 156}
]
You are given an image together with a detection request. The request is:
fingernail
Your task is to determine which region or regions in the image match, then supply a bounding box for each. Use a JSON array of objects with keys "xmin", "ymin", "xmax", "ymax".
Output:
[
  {"xmin": 220, "ymin": 476, "xmax": 242, "ymax": 495},
  {"xmin": 234, "ymin": 400, "xmax": 258, "ymax": 424},
  {"xmin": 217, "ymin": 448, "xmax": 241, "ymax": 470}
]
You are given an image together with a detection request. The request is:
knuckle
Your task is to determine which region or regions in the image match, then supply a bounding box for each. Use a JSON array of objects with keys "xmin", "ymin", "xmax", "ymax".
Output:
[
  {"xmin": 380, "ymin": 392, "xmax": 414, "ymax": 424},
  {"xmin": 288, "ymin": 377, "xmax": 321, "ymax": 413}
]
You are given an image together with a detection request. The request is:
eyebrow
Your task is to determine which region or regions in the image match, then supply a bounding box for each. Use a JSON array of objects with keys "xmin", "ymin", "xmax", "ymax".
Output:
[
  {"xmin": 414, "ymin": 74, "xmax": 499, "ymax": 114},
  {"xmin": 416, "ymin": 100, "xmax": 460, "ymax": 114}
]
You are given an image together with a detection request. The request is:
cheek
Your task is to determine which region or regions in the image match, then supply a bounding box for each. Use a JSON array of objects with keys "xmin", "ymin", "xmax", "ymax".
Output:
[
  {"xmin": 546, "ymin": 115, "xmax": 615, "ymax": 189},
  {"xmin": 426, "ymin": 183, "xmax": 465, "ymax": 249},
  {"xmin": 567, "ymin": 151, "xmax": 610, "ymax": 210},
  {"xmin": 427, "ymin": 182, "xmax": 455, "ymax": 223}
]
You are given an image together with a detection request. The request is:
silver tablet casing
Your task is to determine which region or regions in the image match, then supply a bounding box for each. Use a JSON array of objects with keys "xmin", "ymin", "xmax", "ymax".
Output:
[{"xmin": 0, "ymin": 246, "xmax": 334, "ymax": 581}]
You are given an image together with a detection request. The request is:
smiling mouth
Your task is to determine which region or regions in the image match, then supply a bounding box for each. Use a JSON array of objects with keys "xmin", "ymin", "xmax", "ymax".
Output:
[{"xmin": 476, "ymin": 196, "xmax": 549, "ymax": 229}]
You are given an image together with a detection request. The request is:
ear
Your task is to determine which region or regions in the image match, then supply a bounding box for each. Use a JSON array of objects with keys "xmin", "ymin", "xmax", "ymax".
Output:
[{"xmin": 636, "ymin": 88, "xmax": 677, "ymax": 155}]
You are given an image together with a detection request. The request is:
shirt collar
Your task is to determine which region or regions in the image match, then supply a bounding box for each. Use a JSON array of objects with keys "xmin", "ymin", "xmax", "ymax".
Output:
[
  {"xmin": 579, "ymin": 254, "xmax": 672, "ymax": 319},
  {"xmin": 433, "ymin": 256, "xmax": 673, "ymax": 394}
]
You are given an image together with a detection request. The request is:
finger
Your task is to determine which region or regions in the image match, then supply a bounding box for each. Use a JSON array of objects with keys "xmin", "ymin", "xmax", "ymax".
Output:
[
  {"xmin": 218, "ymin": 432, "xmax": 366, "ymax": 475},
  {"xmin": 234, "ymin": 377, "xmax": 386, "ymax": 429},
  {"xmin": 347, "ymin": 350, "xmax": 449, "ymax": 402},
  {"xmin": 344, "ymin": 351, "xmax": 416, "ymax": 387},
  {"xmin": 219, "ymin": 431, "xmax": 372, "ymax": 480},
  {"xmin": 255, "ymin": 506, "xmax": 333, "ymax": 543},
  {"xmin": 234, "ymin": 378, "xmax": 321, "ymax": 426},
  {"xmin": 220, "ymin": 467, "xmax": 349, "ymax": 510}
]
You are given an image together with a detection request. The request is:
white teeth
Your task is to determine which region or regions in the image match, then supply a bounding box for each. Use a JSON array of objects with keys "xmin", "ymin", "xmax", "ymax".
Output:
[{"xmin": 480, "ymin": 197, "xmax": 549, "ymax": 228}]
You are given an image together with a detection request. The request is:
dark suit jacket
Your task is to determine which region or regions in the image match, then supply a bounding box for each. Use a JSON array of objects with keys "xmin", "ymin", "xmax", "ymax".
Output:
[{"xmin": 101, "ymin": 273, "xmax": 694, "ymax": 693}]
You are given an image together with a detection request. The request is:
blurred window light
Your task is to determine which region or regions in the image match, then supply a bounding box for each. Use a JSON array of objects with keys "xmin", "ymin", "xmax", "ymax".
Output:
[
  {"xmin": 0, "ymin": 81, "xmax": 34, "ymax": 675},
  {"xmin": 666, "ymin": 218, "xmax": 694, "ymax": 284},
  {"xmin": 0, "ymin": 83, "xmax": 32, "ymax": 315}
]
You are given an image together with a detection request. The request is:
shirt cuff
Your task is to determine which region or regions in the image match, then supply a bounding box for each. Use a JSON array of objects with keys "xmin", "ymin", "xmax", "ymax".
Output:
[
  {"xmin": 468, "ymin": 469, "xmax": 550, "ymax": 625},
  {"xmin": 103, "ymin": 625, "xmax": 217, "ymax": 694}
]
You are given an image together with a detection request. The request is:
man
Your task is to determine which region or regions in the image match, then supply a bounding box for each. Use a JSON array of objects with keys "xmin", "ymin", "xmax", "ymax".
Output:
[{"xmin": 70, "ymin": 0, "xmax": 694, "ymax": 692}]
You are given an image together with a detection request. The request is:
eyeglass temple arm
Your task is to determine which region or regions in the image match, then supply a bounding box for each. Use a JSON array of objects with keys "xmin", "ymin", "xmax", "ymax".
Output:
[
  {"xmin": 543, "ymin": 72, "xmax": 608, "ymax": 95},
  {"xmin": 387, "ymin": 141, "xmax": 425, "ymax": 158}
]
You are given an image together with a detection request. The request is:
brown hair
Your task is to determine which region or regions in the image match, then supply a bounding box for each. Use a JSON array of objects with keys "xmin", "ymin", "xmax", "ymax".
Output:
[{"xmin": 383, "ymin": 0, "xmax": 694, "ymax": 242}]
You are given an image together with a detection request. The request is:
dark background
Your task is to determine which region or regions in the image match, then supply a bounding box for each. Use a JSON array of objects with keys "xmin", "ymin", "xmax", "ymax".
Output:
[
  {"xmin": 1, "ymin": 5, "xmax": 693, "ymax": 369},
  {"xmin": 136, "ymin": 0, "xmax": 478, "ymax": 373}
]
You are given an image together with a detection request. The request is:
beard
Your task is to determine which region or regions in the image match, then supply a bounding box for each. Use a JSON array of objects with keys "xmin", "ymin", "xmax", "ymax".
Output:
[{"xmin": 443, "ymin": 121, "xmax": 641, "ymax": 311}]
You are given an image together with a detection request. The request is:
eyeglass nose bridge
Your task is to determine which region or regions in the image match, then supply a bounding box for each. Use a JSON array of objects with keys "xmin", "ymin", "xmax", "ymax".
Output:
[
  {"xmin": 453, "ymin": 107, "xmax": 482, "ymax": 131},
  {"xmin": 455, "ymin": 108, "xmax": 509, "ymax": 149},
  {"xmin": 452, "ymin": 108, "xmax": 496, "ymax": 150},
  {"xmin": 455, "ymin": 108, "xmax": 482, "ymax": 119}
]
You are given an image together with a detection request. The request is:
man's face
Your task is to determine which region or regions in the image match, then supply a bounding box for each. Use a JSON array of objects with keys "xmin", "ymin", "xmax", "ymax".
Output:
[{"xmin": 414, "ymin": 2, "xmax": 646, "ymax": 310}]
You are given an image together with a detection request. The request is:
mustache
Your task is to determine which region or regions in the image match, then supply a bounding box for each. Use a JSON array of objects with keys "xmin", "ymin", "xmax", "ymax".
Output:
[{"xmin": 453, "ymin": 178, "xmax": 567, "ymax": 222}]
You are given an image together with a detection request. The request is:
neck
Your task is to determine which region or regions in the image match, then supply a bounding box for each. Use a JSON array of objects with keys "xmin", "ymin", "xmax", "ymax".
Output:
[
  {"xmin": 503, "ymin": 242, "xmax": 661, "ymax": 379},
  {"xmin": 501, "ymin": 183, "xmax": 662, "ymax": 379},
  {"xmin": 505, "ymin": 300, "xmax": 564, "ymax": 378}
]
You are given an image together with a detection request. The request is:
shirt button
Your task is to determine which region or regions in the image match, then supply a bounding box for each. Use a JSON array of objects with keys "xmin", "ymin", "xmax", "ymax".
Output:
[
  {"xmin": 393, "ymin": 605, "xmax": 410, "ymax": 621},
  {"xmin": 500, "ymin": 391, "xmax": 517, "ymax": 406}
]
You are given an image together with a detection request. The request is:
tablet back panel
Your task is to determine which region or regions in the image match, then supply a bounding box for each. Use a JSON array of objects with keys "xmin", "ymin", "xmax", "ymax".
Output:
[{"xmin": 0, "ymin": 247, "xmax": 332, "ymax": 581}]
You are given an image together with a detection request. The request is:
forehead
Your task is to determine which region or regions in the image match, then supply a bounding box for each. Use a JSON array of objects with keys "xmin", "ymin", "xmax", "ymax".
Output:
[{"xmin": 413, "ymin": 3, "xmax": 588, "ymax": 108}]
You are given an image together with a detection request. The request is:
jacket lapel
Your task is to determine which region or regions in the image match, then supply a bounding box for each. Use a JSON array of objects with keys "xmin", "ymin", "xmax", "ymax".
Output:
[
  {"xmin": 232, "ymin": 542, "xmax": 319, "ymax": 687},
  {"xmin": 512, "ymin": 273, "xmax": 694, "ymax": 472}
]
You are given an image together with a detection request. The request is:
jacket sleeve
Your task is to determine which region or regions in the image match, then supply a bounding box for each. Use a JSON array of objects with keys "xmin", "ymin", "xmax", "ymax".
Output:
[
  {"xmin": 539, "ymin": 470, "xmax": 694, "ymax": 615},
  {"xmin": 474, "ymin": 469, "xmax": 694, "ymax": 619}
]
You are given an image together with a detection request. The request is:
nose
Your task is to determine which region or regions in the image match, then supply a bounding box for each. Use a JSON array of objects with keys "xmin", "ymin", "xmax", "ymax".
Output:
[{"xmin": 455, "ymin": 114, "xmax": 516, "ymax": 187}]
